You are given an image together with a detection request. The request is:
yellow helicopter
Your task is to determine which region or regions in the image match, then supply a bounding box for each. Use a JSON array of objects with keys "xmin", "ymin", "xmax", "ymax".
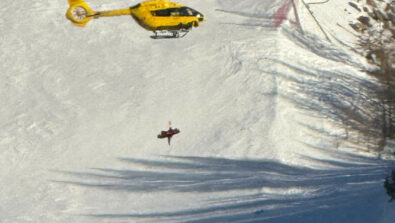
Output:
[{"xmin": 66, "ymin": 0, "xmax": 205, "ymax": 38}]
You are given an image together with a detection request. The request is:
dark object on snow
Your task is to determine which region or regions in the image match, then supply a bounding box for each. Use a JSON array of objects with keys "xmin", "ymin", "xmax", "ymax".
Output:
[
  {"xmin": 357, "ymin": 16, "xmax": 372, "ymax": 27},
  {"xmin": 157, "ymin": 127, "xmax": 180, "ymax": 145},
  {"xmin": 349, "ymin": 2, "xmax": 361, "ymax": 12},
  {"xmin": 384, "ymin": 170, "xmax": 395, "ymax": 202}
]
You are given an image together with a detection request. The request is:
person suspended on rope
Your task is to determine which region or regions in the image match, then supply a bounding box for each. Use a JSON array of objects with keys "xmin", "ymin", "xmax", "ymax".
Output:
[{"xmin": 157, "ymin": 122, "xmax": 180, "ymax": 145}]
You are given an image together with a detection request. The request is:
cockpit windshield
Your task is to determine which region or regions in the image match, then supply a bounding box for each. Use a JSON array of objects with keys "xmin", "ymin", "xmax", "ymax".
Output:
[{"xmin": 179, "ymin": 7, "xmax": 193, "ymax": 16}]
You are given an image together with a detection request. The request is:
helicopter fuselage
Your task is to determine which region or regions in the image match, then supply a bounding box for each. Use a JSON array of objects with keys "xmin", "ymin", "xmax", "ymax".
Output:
[
  {"xmin": 66, "ymin": 0, "xmax": 205, "ymax": 32},
  {"xmin": 130, "ymin": 1, "xmax": 204, "ymax": 31}
]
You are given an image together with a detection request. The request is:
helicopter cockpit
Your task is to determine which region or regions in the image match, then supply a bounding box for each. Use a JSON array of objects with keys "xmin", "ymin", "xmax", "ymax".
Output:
[{"xmin": 151, "ymin": 7, "xmax": 204, "ymax": 21}]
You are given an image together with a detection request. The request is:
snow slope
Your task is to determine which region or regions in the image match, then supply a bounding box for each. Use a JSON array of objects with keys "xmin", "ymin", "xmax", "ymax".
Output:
[{"xmin": 1, "ymin": 0, "xmax": 394, "ymax": 222}]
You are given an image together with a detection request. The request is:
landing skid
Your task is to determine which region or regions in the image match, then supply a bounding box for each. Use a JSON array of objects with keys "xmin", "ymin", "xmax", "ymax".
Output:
[{"xmin": 150, "ymin": 29, "xmax": 189, "ymax": 39}]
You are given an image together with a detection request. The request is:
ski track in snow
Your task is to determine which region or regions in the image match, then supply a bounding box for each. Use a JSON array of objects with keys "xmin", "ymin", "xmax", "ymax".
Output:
[{"xmin": 1, "ymin": 0, "xmax": 394, "ymax": 222}]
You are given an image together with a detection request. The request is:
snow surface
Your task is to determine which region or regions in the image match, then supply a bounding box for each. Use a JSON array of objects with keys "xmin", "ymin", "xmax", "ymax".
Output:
[{"xmin": 1, "ymin": 0, "xmax": 394, "ymax": 222}]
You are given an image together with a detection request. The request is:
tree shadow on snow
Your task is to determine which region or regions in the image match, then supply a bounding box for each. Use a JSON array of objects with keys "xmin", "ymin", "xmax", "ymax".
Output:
[
  {"xmin": 54, "ymin": 155, "xmax": 392, "ymax": 222},
  {"xmin": 259, "ymin": 53, "xmax": 394, "ymax": 151},
  {"xmin": 275, "ymin": 27, "xmax": 395, "ymax": 152}
]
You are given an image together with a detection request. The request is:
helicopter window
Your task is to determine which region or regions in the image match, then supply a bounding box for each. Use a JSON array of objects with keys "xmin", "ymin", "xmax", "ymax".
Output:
[
  {"xmin": 179, "ymin": 7, "xmax": 194, "ymax": 16},
  {"xmin": 170, "ymin": 10, "xmax": 180, "ymax": 16},
  {"xmin": 151, "ymin": 9, "xmax": 170, "ymax": 16},
  {"xmin": 151, "ymin": 8, "xmax": 181, "ymax": 17}
]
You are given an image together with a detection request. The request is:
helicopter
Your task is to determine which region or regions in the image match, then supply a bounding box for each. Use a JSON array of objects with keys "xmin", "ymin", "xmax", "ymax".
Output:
[{"xmin": 66, "ymin": 0, "xmax": 205, "ymax": 38}]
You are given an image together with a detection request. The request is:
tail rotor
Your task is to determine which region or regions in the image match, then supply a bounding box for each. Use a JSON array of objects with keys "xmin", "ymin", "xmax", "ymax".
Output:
[{"xmin": 66, "ymin": 0, "xmax": 96, "ymax": 27}]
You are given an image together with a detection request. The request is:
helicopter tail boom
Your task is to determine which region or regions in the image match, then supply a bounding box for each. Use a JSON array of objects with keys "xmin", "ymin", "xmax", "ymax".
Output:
[{"xmin": 66, "ymin": 0, "xmax": 96, "ymax": 27}]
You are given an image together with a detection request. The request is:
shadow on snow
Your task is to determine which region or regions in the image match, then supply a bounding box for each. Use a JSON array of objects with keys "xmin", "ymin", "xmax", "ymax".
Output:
[
  {"xmin": 259, "ymin": 27, "xmax": 394, "ymax": 151},
  {"xmin": 54, "ymin": 155, "xmax": 392, "ymax": 222}
]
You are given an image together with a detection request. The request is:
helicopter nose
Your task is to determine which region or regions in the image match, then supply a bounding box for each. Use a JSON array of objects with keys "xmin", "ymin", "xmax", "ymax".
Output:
[{"xmin": 197, "ymin": 14, "xmax": 205, "ymax": 22}]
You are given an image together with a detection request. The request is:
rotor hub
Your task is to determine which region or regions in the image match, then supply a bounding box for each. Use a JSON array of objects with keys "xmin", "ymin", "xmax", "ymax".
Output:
[{"xmin": 71, "ymin": 7, "xmax": 88, "ymax": 21}]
